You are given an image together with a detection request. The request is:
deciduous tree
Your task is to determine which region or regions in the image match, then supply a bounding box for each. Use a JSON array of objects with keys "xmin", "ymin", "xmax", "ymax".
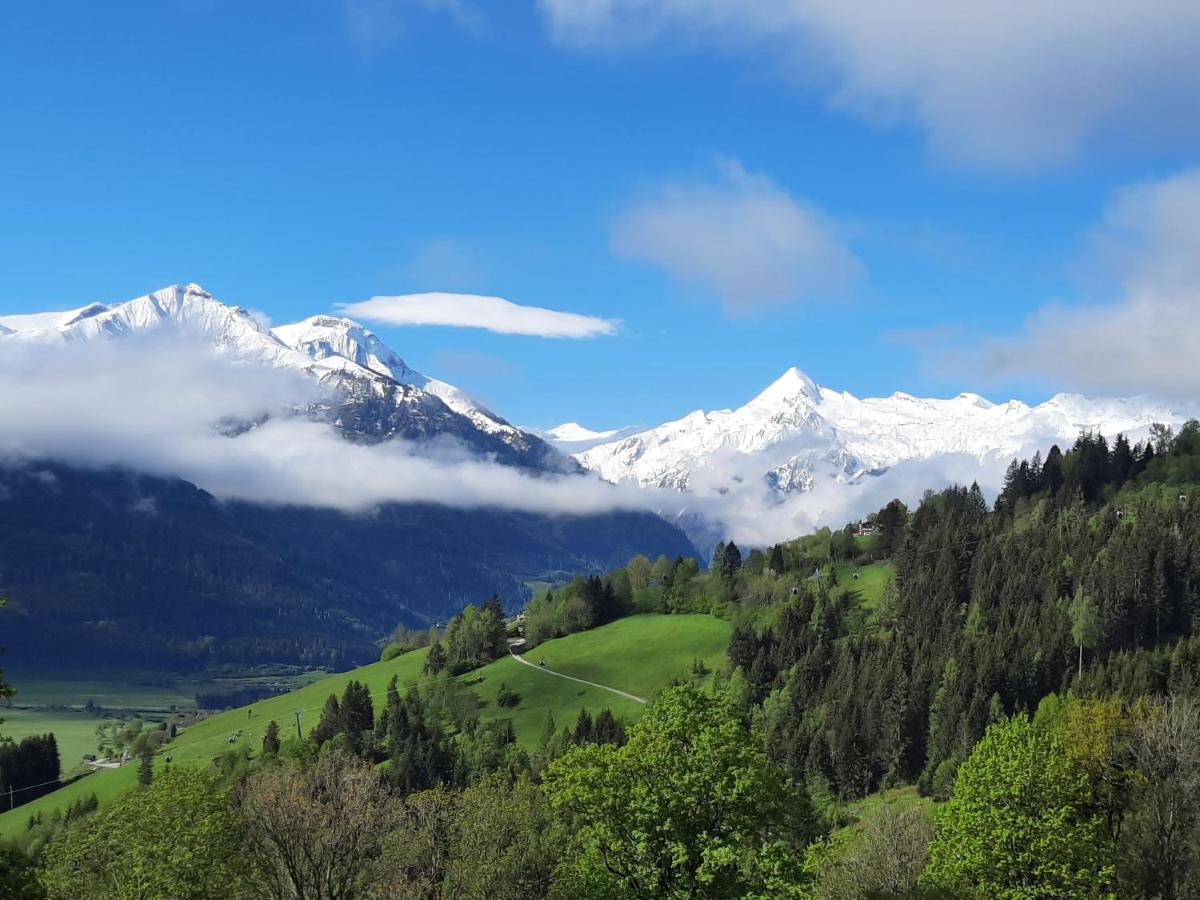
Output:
[
  {"xmin": 546, "ymin": 683, "xmax": 815, "ymax": 898},
  {"xmin": 922, "ymin": 714, "xmax": 1117, "ymax": 898}
]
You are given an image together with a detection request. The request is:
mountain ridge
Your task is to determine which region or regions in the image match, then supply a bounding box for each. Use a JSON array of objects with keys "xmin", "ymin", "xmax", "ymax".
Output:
[
  {"xmin": 0, "ymin": 283, "xmax": 571, "ymax": 471},
  {"xmin": 555, "ymin": 366, "xmax": 1192, "ymax": 497}
]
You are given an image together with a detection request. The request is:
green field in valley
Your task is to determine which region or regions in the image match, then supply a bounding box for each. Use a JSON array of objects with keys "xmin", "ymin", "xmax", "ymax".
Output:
[
  {"xmin": 0, "ymin": 613, "xmax": 731, "ymax": 837},
  {"xmin": 5, "ymin": 679, "xmax": 196, "ymax": 711},
  {"xmin": 0, "ymin": 708, "xmax": 120, "ymax": 777}
]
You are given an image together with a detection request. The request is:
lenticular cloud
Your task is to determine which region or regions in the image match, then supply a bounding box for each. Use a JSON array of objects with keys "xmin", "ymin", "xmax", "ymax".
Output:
[{"xmin": 337, "ymin": 292, "xmax": 619, "ymax": 338}]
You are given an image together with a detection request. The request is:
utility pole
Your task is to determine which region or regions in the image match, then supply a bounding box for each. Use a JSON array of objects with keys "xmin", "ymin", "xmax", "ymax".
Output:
[{"xmin": 294, "ymin": 706, "xmax": 302, "ymax": 740}]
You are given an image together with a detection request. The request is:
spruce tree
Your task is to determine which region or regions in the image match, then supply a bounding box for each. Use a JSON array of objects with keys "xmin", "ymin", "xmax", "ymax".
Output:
[
  {"xmin": 138, "ymin": 746, "xmax": 153, "ymax": 787},
  {"xmin": 594, "ymin": 709, "xmax": 627, "ymax": 746},
  {"xmin": 312, "ymin": 694, "xmax": 344, "ymax": 745},
  {"xmin": 768, "ymin": 544, "xmax": 785, "ymax": 576},
  {"xmin": 573, "ymin": 709, "xmax": 594, "ymax": 745},
  {"xmin": 341, "ymin": 680, "xmax": 374, "ymax": 742},
  {"xmin": 262, "ymin": 720, "xmax": 281, "ymax": 755},
  {"xmin": 1069, "ymin": 589, "xmax": 1101, "ymax": 679},
  {"xmin": 538, "ymin": 711, "xmax": 557, "ymax": 752},
  {"xmin": 482, "ymin": 592, "xmax": 505, "ymax": 618},
  {"xmin": 424, "ymin": 642, "xmax": 448, "ymax": 675},
  {"xmin": 721, "ymin": 542, "xmax": 743, "ymax": 578}
]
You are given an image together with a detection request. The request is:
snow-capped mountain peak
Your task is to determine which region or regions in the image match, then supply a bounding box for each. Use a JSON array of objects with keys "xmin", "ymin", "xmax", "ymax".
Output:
[
  {"xmin": 547, "ymin": 422, "xmax": 619, "ymax": 442},
  {"xmin": 0, "ymin": 283, "xmax": 564, "ymax": 469},
  {"xmin": 750, "ymin": 366, "xmax": 822, "ymax": 407},
  {"xmin": 565, "ymin": 365, "xmax": 1194, "ymax": 498},
  {"xmin": 523, "ymin": 421, "xmax": 647, "ymax": 454},
  {"xmin": 272, "ymin": 315, "xmax": 421, "ymax": 382}
]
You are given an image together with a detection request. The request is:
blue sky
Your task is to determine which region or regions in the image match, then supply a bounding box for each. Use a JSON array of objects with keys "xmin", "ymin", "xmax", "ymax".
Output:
[{"xmin": 2, "ymin": 1, "xmax": 1198, "ymax": 428}]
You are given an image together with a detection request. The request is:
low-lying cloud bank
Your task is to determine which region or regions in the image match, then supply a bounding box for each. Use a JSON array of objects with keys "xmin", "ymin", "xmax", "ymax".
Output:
[
  {"xmin": 0, "ymin": 337, "xmax": 642, "ymax": 516},
  {"xmin": 0, "ymin": 335, "xmax": 1010, "ymax": 547}
]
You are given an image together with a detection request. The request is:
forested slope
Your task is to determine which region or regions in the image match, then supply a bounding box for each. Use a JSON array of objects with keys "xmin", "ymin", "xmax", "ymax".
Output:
[
  {"xmin": 0, "ymin": 462, "xmax": 695, "ymax": 673},
  {"xmin": 731, "ymin": 423, "xmax": 1200, "ymax": 802}
]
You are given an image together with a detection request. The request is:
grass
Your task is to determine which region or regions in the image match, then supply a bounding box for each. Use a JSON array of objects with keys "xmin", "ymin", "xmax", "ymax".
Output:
[
  {"xmin": 0, "ymin": 613, "xmax": 731, "ymax": 837},
  {"xmin": 5, "ymin": 674, "xmax": 330, "ymax": 715},
  {"xmin": 475, "ymin": 614, "xmax": 731, "ymax": 744},
  {"xmin": 0, "ymin": 708, "xmax": 118, "ymax": 776},
  {"xmin": 5, "ymin": 680, "xmax": 198, "ymax": 711},
  {"xmin": 469, "ymin": 656, "xmax": 645, "ymax": 745},
  {"xmin": 0, "ymin": 649, "xmax": 432, "ymax": 835},
  {"xmin": 523, "ymin": 580, "xmax": 554, "ymax": 600},
  {"xmin": 521, "ymin": 613, "xmax": 731, "ymax": 700},
  {"xmin": 834, "ymin": 562, "xmax": 894, "ymax": 610}
]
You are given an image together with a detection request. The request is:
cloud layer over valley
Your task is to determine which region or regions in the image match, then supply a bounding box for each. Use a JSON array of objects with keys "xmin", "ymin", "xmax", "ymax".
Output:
[
  {"xmin": 0, "ymin": 337, "xmax": 646, "ymax": 516},
  {"xmin": 0, "ymin": 334, "xmax": 1022, "ymax": 549}
]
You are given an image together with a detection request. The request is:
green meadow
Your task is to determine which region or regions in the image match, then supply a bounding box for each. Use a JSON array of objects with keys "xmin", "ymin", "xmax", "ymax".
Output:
[
  {"xmin": 0, "ymin": 613, "xmax": 730, "ymax": 837},
  {"xmin": 0, "ymin": 708, "xmax": 119, "ymax": 777}
]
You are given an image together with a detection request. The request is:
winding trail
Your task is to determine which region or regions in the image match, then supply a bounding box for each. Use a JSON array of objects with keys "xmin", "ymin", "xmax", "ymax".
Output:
[{"xmin": 508, "ymin": 646, "xmax": 646, "ymax": 704}]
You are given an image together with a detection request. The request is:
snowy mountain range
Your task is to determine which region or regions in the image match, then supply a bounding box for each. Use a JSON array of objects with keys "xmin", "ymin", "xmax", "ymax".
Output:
[
  {"xmin": 0, "ymin": 283, "xmax": 569, "ymax": 471},
  {"xmin": 551, "ymin": 366, "xmax": 1192, "ymax": 499},
  {"xmin": 3, "ymin": 283, "xmax": 1192, "ymax": 543}
]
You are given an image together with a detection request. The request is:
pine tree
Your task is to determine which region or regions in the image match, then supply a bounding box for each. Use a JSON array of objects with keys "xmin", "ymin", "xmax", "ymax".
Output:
[
  {"xmin": 312, "ymin": 694, "xmax": 344, "ymax": 745},
  {"xmin": 1069, "ymin": 589, "xmax": 1101, "ymax": 679},
  {"xmin": 768, "ymin": 544, "xmax": 785, "ymax": 576},
  {"xmin": 138, "ymin": 746, "xmax": 153, "ymax": 787},
  {"xmin": 573, "ymin": 709, "xmax": 594, "ymax": 744},
  {"xmin": 262, "ymin": 720, "xmax": 281, "ymax": 755},
  {"xmin": 424, "ymin": 642, "xmax": 448, "ymax": 675},
  {"xmin": 341, "ymin": 680, "xmax": 374, "ymax": 742}
]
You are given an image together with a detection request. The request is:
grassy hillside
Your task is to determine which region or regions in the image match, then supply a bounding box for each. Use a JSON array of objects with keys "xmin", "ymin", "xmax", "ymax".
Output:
[
  {"xmin": 475, "ymin": 614, "xmax": 731, "ymax": 741},
  {"xmin": 521, "ymin": 613, "xmax": 731, "ymax": 699},
  {"xmin": 0, "ymin": 613, "xmax": 730, "ymax": 838},
  {"xmin": 833, "ymin": 561, "xmax": 892, "ymax": 609}
]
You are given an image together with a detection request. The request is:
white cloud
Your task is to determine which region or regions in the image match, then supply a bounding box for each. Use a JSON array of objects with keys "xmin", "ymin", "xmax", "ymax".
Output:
[
  {"xmin": 982, "ymin": 168, "xmax": 1200, "ymax": 401},
  {"xmin": 612, "ymin": 159, "xmax": 862, "ymax": 312},
  {"xmin": 539, "ymin": 0, "xmax": 1200, "ymax": 168},
  {"xmin": 336, "ymin": 292, "xmax": 618, "ymax": 338},
  {"xmin": 0, "ymin": 337, "xmax": 640, "ymax": 516},
  {"xmin": 0, "ymin": 331, "xmax": 1009, "ymax": 548}
]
